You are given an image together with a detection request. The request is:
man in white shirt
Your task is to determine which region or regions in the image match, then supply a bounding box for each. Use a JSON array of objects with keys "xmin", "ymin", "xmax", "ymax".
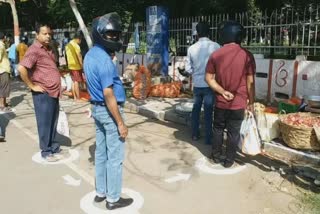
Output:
[{"xmin": 179, "ymin": 22, "xmax": 220, "ymax": 144}]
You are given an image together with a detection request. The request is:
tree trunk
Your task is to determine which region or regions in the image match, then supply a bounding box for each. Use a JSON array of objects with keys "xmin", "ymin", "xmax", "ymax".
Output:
[
  {"xmin": 69, "ymin": 0, "xmax": 92, "ymax": 48},
  {"xmin": 0, "ymin": 0, "xmax": 20, "ymax": 45}
]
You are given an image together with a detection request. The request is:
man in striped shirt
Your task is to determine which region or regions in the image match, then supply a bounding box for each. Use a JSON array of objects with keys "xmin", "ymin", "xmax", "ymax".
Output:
[{"xmin": 18, "ymin": 23, "xmax": 62, "ymax": 162}]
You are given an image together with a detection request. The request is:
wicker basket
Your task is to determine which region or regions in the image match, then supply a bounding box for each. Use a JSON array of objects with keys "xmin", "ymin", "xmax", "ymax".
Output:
[{"xmin": 279, "ymin": 113, "xmax": 320, "ymax": 151}]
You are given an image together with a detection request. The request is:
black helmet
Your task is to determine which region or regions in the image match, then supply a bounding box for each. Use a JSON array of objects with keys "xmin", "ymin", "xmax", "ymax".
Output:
[
  {"xmin": 196, "ymin": 21, "xmax": 210, "ymax": 37},
  {"xmin": 92, "ymin": 12, "xmax": 123, "ymax": 52},
  {"xmin": 21, "ymin": 36, "xmax": 28, "ymax": 44},
  {"xmin": 219, "ymin": 20, "xmax": 245, "ymax": 45}
]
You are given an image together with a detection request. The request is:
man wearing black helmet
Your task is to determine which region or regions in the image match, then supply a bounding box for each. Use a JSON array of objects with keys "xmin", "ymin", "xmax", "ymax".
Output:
[
  {"xmin": 205, "ymin": 21, "xmax": 255, "ymax": 168},
  {"xmin": 83, "ymin": 12, "xmax": 133, "ymax": 210}
]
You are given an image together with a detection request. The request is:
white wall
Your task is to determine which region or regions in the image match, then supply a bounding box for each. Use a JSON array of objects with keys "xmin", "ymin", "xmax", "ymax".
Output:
[{"xmin": 118, "ymin": 53, "xmax": 320, "ymax": 101}]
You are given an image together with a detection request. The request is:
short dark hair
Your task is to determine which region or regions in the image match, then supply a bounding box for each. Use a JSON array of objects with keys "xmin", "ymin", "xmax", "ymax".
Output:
[
  {"xmin": 73, "ymin": 31, "xmax": 83, "ymax": 39},
  {"xmin": 196, "ymin": 21, "xmax": 210, "ymax": 37},
  {"xmin": 35, "ymin": 23, "xmax": 51, "ymax": 34},
  {"xmin": 64, "ymin": 31, "xmax": 70, "ymax": 38},
  {"xmin": 0, "ymin": 32, "xmax": 4, "ymax": 40}
]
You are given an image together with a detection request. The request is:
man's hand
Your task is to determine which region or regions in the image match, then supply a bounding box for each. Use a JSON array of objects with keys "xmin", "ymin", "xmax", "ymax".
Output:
[
  {"xmin": 222, "ymin": 91, "xmax": 234, "ymax": 101},
  {"xmin": 31, "ymin": 85, "xmax": 45, "ymax": 93},
  {"xmin": 118, "ymin": 123, "xmax": 128, "ymax": 139},
  {"xmin": 247, "ymin": 103, "xmax": 254, "ymax": 113},
  {"xmin": 177, "ymin": 67, "xmax": 190, "ymax": 77}
]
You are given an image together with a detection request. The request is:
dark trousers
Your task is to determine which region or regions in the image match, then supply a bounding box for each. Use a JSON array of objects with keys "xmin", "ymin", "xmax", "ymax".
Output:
[
  {"xmin": 212, "ymin": 107, "xmax": 244, "ymax": 162},
  {"xmin": 32, "ymin": 92, "xmax": 60, "ymax": 158}
]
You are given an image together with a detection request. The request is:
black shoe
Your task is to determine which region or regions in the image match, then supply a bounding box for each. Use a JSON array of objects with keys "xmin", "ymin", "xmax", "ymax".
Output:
[
  {"xmin": 210, "ymin": 152, "xmax": 221, "ymax": 164},
  {"xmin": 192, "ymin": 136, "xmax": 200, "ymax": 141},
  {"xmin": 223, "ymin": 160, "xmax": 235, "ymax": 168},
  {"xmin": 94, "ymin": 195, "xmax": 106, "ymax": 203},
  {"xmin": 106, "ymin": 197, "xmax": 133, "ymax": 210}
]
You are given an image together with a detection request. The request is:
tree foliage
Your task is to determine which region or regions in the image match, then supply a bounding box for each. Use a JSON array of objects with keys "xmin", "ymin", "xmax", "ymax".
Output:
[{"xmin": 0, "ymin": 0, "xmax": 319, "ymax": 30}]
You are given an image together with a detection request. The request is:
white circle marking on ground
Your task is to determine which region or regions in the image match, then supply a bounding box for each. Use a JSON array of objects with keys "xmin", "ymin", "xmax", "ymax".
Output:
[
  {"xmin": 32, "ymin": 149, "xmax": 79, "ymax": 165},
  {"xmin": 195, "ymin": 157, "xmax": 247, "ymax": 175},
  {"xmin": 0, "ymin": 108, "xmax": 16, "ymax": 114},
  {"xmin": 80, "ymin": 188, "xmax": 144, "ymax": 214}
]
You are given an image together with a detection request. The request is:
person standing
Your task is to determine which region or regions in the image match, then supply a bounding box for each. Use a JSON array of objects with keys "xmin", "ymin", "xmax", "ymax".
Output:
[
  {"xmin": 0, "ymin": 32, "xmax": 12, "ymax": 112},
  {"xmin": 178, "ymin": 21, "xmax": 220, "ymax": 145},
  {"xmin": 17, "ymin": 36, "xmax": 29, "ymax": 63},
  {"xmin": 65, "ymin": 32, "xmax": 84, "ymax": 101},
  {"xmin": 61, "ymin": 31, "xmax": 70, "ymax": 57},
  {"xmin": 205, "ymin": 21, "xmax": 256, "ymax": 168},
  {"xmin": 8, "ymin": 37, "xmax": 17, "ymax": 78},
  {"xmin": 18, "ymin": 23, "xmax": 62, "ymax": 162},
  {"xmin": 83, "ymin": 12, "xmax": 133, "ymax": 210}
]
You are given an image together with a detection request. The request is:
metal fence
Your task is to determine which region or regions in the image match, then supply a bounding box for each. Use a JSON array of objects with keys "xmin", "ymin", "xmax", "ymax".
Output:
[{"xmin": 123, "ymin": 4, "xmax": 320, "ymax": 58}]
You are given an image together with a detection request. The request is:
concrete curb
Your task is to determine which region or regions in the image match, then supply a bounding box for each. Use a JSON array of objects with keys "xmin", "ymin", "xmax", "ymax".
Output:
[
  {"xmin": 125, "ymin": 98, "xmax": 192, "ymax": 126},
  {"xmin": 264, "ymin": 141, "xmax": 320, "ymax": 166}
]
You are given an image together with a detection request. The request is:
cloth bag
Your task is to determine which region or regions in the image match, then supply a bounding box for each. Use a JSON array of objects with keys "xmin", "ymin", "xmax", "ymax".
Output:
[
  {"xmin": 239, "ymin": 111, "xmax": 262, "ymax": 155},
  {"xmin": 57, "ymin": 109, "xmax": 70, "ymax": 137}
]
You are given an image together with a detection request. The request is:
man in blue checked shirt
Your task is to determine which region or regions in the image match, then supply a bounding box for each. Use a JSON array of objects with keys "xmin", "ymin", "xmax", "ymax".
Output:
[{"xmin": 178, "ymin": 21, "xmax": 220, "ymax": 145}]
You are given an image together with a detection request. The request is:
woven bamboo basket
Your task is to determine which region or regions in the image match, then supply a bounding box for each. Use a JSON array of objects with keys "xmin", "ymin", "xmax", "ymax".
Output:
[{"xmin": 279, "ymin": 113, "xmax": 320, "ymax": 151}]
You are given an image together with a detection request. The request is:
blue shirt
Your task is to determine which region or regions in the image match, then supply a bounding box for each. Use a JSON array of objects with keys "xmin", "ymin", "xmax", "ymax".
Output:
[
  {"xmin": 8, "ymin": 44, "xmax": 16, "ymax": 61},
  {"xmin": 185, "ymin": 37, "xmax": 220, "ymax": 88},
  {"xmin": 83, "ymin": 45, "xmax": 125, "ymax": 103}
]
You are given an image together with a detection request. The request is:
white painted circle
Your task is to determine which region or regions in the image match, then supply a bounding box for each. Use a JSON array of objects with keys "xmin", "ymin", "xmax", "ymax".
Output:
[
  {"xmin": 32, "ymin": 149, "xmax": 79, "ymax": 165},
  {"xmin": 80, "ymin": 188, "xmax": 144, "ymax": 214},
  {"xmin": 0, "ymin": 108, "xmax": 16, "ymax": 114},
  {"xmin": 195, "ymin": 157, "xmax": 247, "ymax": 175}
]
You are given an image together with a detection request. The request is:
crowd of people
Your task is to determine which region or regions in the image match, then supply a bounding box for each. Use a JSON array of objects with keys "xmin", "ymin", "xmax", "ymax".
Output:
[
  {"xmin": 0, "ymin": 11, "xmax": 255, "ymax": 211},
  {"xmin": 0, "ymin": 28, "xmax": 90, "ymax": 141}
]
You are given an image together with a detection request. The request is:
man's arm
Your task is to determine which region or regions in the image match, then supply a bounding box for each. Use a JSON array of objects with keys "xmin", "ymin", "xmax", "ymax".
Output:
[
  {"xmin": 17, "ymin": 65, "xmax": 44, "ymax": 92},
  {"xmin": 78, "ymin": 52, "xmax": 83, "ymax": 67},
  {"xmin": 76, "ymin": 45, "xmax": 83, "ymax": 66},
  {"xmin": 246, "ymin": 54, "xmax": 256, "ymax": 111},
  {"xmin": 205, "ymin": 72, "xmax": 234, "ymax": 101},
  {"xmin": 178, "ymin": 48, "xmax": 193, "ymax": 77},
  {"xmin": 246, "ymin": 74, "xmax": 255, "ymax": 107},
  {"xmin": 103, "ymin": 87, "xmax": 128, "ymax": 139}
]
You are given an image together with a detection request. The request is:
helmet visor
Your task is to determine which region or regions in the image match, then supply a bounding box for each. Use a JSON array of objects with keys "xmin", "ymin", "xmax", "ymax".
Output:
[{"xmin": 103, "ymin": 31, "xmax": 121, "ymax": 42}]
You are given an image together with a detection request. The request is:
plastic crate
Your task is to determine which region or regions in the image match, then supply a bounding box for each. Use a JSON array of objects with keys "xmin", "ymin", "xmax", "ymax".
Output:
[{"xmin": 278, "ymin": 101, "xmax": 299, "ymax": 114}]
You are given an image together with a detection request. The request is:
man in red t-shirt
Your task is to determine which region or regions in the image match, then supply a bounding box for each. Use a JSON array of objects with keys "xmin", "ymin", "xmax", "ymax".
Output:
[{"xmin": 205, "ymin": 21, "xmax": 255, "ymax": 168}]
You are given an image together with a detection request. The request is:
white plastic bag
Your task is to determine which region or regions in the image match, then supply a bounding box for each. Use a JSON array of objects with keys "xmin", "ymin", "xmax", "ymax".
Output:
[
  {"xmin": 57, "ymin": 110, "xmax": 70, "ymax": 137},
  {"xmin": 255, "ymin": 110, "xmax": 279, "ymax": 142},
  {"xmin": 239, "ymin": 111, "xmax": 262, "ymax": 155}
]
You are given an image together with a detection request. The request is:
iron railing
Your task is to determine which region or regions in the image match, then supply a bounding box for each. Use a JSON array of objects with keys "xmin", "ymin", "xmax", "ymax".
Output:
[{"xmin": 123, "ymin": 4, "xmax": 320, "ymax": 58}]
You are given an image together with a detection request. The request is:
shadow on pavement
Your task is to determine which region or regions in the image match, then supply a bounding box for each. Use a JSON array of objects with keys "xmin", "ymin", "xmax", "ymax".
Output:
[
  {"xmin": 55, "ymin": 133, "xmax": 72, "ymax": 147},
  {"xmin": 169, "ymin": 118, "xmax": 320, "ymax": 194},
  {"xmin": 0, "ymin": 112, "xmax": 17, "ymax": 142},
  {"xmin": 10, "ymin": 94, "xmax": 27, "ymax": 107}
]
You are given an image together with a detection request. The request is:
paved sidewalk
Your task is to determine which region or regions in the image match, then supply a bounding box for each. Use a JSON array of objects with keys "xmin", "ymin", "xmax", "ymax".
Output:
[
  {"xmin": 0, "ymin": 116, "xmax": 92, "ymax": 214},
  {"xmin": 124, "ymin": 96, "xmax": 320, "ymax": 168},
  {"xmin": 0, "ymin": 80, "xmax": 312, "ymax": 214}
]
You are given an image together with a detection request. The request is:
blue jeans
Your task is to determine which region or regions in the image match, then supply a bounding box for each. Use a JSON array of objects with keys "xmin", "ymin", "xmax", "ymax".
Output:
[
  {"xmin": 192, "ymin": 87, "xmax": 214, "ymax": 144},
  {"xmin": 92, "ymin": 105, "xmax": 125, "ymax": 203},
  {"xmin": 32, "ymin": 92, "xmax": 60, "ymax": 158}
]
